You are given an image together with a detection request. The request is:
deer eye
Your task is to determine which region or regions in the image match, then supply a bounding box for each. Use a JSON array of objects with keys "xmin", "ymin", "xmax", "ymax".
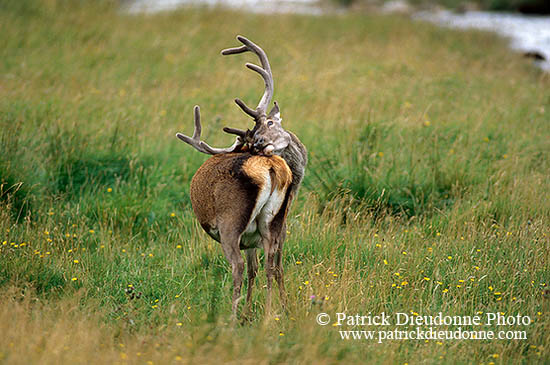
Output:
[{"xmin": 267, "ymin": 121, "xmax": 274, "ymax": 127}]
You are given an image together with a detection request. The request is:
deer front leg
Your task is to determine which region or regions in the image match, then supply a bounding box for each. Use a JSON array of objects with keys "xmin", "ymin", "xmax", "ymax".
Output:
[
  {"xmin": 245, "ymin": 248, "xmax": 258, "ymax": 315},
  {"xmin": 220, "ymin": 231, "xmax": 245, "ymax": 320}
]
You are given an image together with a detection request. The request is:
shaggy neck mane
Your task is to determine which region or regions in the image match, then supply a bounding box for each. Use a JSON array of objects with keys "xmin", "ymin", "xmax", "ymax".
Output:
[{"xmin": 281, "ymin": 131, "xmax": 307, "ymax": 194}]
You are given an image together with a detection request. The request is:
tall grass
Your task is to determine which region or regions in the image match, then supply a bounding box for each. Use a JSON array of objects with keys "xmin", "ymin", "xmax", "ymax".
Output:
[{"xmin": 0, "ymin": 1, "xmax": 549, "ymax": 363}]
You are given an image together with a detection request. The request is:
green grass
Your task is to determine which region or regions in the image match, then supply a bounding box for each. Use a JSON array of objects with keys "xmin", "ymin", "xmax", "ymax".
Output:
[{"xmin": 1, "ymin": 0, "xmax": 549, "ymax": 363}]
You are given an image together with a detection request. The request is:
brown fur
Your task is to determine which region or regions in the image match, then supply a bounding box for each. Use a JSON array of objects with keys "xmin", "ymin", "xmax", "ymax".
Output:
[
  {"xmin": 190, "ymin": 152, "xmax": 292, "ymax": 238},
  {"xmin": 242, "ymin": 154, "xmax": 292, "ymax": 193}
]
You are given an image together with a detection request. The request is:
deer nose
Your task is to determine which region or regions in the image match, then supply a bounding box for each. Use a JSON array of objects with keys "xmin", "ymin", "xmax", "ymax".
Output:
[{"xmin": 254, "ymin": 137, "xmax": 265, "ymax": 148}]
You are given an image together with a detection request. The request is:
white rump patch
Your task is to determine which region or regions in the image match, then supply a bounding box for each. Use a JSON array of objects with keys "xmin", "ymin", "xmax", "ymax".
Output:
[
  {"xmin": 243, "ymin": 170, "xmax": 287, "ymax": 243},
  {"xmin": 248, "ymin": 175, "xmax": 272, "ymax": 228},
  {"xmin": 257, "ymin": 188, "xmax": 286, "ymax": 235}
]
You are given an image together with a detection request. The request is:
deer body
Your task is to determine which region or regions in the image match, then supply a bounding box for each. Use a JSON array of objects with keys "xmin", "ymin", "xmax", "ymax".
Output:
[
  {"xmin": 176, "ymin": 36, "xmax": 307, "ymax": 318},
  {"xmin": 190, "ymin": 152, "xmax": 292, "ymax": 250}
]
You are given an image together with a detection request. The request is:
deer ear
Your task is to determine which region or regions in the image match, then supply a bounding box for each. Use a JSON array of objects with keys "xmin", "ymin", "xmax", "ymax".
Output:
[{"xmin": 268, "ymin": 101, "xmax": 280, "ymax": 121}]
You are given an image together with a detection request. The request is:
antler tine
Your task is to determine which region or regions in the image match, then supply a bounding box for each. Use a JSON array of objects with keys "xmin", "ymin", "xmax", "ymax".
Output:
[
  {"xmin": 232, "ymin": 98, "xmax": 257, "ymax": 119},
  {"xmin": 176, "ymin": 105, "xmax": 242, "ymax": 155},
  {"xmin": 221, "ymin": 35, "xmax": 274, "ymax": 118},
  {"xmin": 191, "ymin": 104, "xmax": 202, "ymax": 140},
  {"xmin": 220, "ymin": 45, "xmax": 248, "ymax": 55},
  {"xmin": 223, "ymin": 127, "xmax": 247, "ymax": 138}
]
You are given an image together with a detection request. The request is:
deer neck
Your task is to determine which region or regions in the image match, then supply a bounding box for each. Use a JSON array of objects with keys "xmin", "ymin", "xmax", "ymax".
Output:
[{"xmin": 280, "ymin": 131, "xmax": 307, "ymax": 192}]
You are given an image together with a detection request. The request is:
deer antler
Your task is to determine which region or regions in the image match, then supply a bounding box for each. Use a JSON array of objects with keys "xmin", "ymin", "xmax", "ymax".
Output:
[
  {"xmin": 176, "ymin": 105, "xmax": 244, "ymax": 155},
  {"xmin": 177, "ymin": 36, "xmax": 274, "ymax": 155},
  {"xmin": 222, "ymin": 35, "xmax": 274, "ymax": 120}
]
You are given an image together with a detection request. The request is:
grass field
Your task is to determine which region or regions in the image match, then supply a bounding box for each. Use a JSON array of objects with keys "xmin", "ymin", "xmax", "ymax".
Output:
[{"xmin": 1, "ymin": 0, "xmax": 549, "ymax": 363}]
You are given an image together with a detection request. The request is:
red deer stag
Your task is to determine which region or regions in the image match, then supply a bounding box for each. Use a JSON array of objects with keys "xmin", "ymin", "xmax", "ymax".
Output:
[{"xmin": 176, "ymin": 36, "xmax": 307, "ymax": 318}]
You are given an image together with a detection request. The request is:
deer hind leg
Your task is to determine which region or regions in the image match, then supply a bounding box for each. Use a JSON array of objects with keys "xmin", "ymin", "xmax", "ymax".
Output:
[
  {"xmin": 245, "ymin": 248, "xmax": 258, "ymax": 315},
  {"xmin": 219, "ymin": 230, "xmax": 245, "ymax": 320}
]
